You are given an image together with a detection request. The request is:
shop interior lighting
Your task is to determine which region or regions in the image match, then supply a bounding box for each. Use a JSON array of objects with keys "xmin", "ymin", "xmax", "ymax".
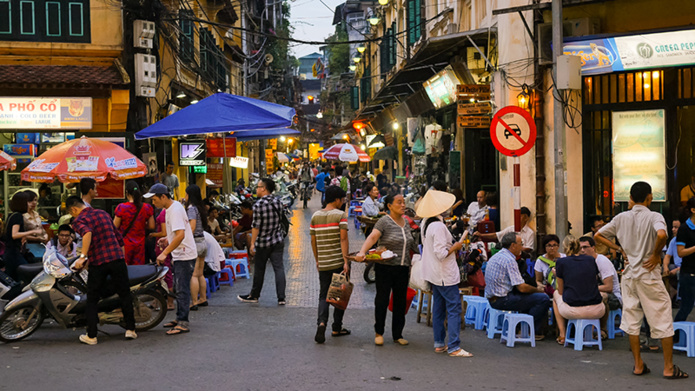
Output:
[
  {"xmin": 280, "ymin": 136, "xmax": 286, "ymax": 142},
  {"xmin": 392, "ymin": 122, "xmax": 399, "ymax": 130},
  {"xmin": 288, "ymin": 138, "xmax": 294, "ymax": 144},
  {"xmin": 316, "ymin": 111, "xmax": 323, "ymax": 119},
  {"xmin": 360, "ymin": 144, "xmax": 366, "ymax": 150},
  {"xmin": 176, "ymin": 92, "xmax": 186, "ymax": 99},
  {"xmin": 190, "ymin": 99, "xmax": 199, "ymax": 104}
]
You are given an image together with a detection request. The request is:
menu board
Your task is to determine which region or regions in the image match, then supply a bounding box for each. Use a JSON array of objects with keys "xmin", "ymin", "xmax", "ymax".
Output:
[{"xmin": 612, "ymin": 109, "xmax": 666, "ymax": 201}]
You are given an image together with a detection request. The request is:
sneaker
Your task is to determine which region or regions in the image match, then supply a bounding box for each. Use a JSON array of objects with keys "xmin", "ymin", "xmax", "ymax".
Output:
[
  {"xmin": 315, "ymin": 324, "xmax": 326, "ymax": 344},
  {"xmin": 79, "ymin": 334, "xmax": 97, "ymax": 345},
  {"xmin": 238, "ymin": 294, "xmax": 259, "ymax": 303},
  {"xmin": 278, "ymin": 299, "xmax": 286, "ymax": 305},
  {"xmin": 125, "ymin": 330, "xmax": 138, "ymax": 340}
]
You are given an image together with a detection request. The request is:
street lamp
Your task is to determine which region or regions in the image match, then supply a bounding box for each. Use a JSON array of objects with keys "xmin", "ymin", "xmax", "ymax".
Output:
[
  {"xmin": 516, "ymin": 84, "xmax": 530, "ymax": 111},
  {"xmin": 392, "ymin": 122, "xmax": 399, "ymax": 130},
  {"xmin": 353, "ymin": 56, "xmax": 361, "ymax": 63},
  {"xmin": 316, "ymin": 111, "xmax": 323, "ymax": 119},
  {"xmin": 357, "ymin": 45, "xmax": 366, "ymax": 53},
  {"xmin": 367, "ymin": 15, "xmax": 380, "ymax": 25},
  {"xmin": 349, "ymin": 65, "xmax": 356, "ymax": 71},
  {"xmin": 378, "ymin": 0, "xmax": 388, "ymax": 5}
]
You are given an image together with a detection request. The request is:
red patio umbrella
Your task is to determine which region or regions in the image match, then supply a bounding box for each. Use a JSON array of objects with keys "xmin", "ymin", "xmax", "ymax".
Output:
[
  {"xmin": 21, "ymin": 136, "xmax": 147, "ymax": 183},
  {"xmin": 0, "ymin": 150, "xmax": 17, "ymax": 171},
  {"xmin": 322, "ymin": 143, "xmax": 370, "ymax": 163}
]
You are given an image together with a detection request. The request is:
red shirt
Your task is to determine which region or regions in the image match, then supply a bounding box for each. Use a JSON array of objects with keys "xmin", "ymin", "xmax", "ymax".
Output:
[
  {"xmin": 72, "ymin": 207, "xmax": 124, "ymax": 266},
  {"xmin": 115, "ymin": 202, "xmax": 154, "ymax": 245}
]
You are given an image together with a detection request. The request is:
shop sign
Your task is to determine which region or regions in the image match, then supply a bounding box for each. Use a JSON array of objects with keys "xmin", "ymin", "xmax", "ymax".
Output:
[
  {"xmin": 0, "ymin": 97, "xmax": 92, "ymax": 129},
  {"xmin": 268, "ymin": 139, "xmax": 278, "ymax": 149},
  {"xmin": 457, "ymin": 115, "xmax": 491, "ymax": 129},
  {"xmin": 564, "ymin": 28, "xmax": 695, "ymax": 75},
  {"xmin": 228, "ymin": 156, "xmax": 249, "ymax": 169},
  {"xmin": 3, "ymin": 144, "xmax": 36, "ymax": 156},
  {"xmin": 489, "ymin": 106, "xmax": 537, "ymax": 157},
  {"xmin": 179, "ymin": 142, "xmax": 206, "ymax": 166},
  {"xmin": 206, "ymin": 137, "xmax": 237, "ymax": 158},
  {"xmin": 207, "ymin": 163, "xmax": 224, "ymax": 187},
  {"xmin": 612, "ymin": 109, "xmax": 666, "ymax": 202},
  {"xmin": 265, "ymin": 149, "xmax": 274, "ymax": 174},
  {"xmin": 192, "ymin": 165, "xmax": 207, "ymax": 174},
  {"xmin": 457, "ymin": 102, "xmax": 492, "ymax": 115},
  {"xmin": 456, "ymin": 84, "xmax": 490, "ymax": 96},
  {"xmin": 42, "ymin": 133, "xmax": 66, "ymax": 143}
]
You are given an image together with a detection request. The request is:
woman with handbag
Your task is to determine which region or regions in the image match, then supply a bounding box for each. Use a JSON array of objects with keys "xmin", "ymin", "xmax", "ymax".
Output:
[
  {"xmin": 417, "ymin": 190, "xmax": 473, "ymax": 357},
  {"xmin": 185, "ymin": 184, "xmax": 210, "ymax": 309},
  {"xmin": 114, "ymin": 180, "xmax": 155, "ymax": 265},
  {"xmin": 355, "ymin": 193, "xmax": 419, "ymax": 346},
  {"xmin": 3, "ymin": 191, "xmax": 44, "ymax": 281}
]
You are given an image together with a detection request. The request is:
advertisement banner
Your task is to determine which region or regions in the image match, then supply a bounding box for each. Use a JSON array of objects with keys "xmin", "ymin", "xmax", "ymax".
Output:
[
  {"xmin": 179, "ymin": 142, "xmax": 206, "ymax": 166},
  {"xmin": 16, "ymin": 133, "xmax": 39, "ymax": 143},
  {"xmin": 564, "ymin": 28, "xmax": 695, "ymax": 75},
  {"xmin": 0, "ymin": 97, "xmax": 92, "ymax": 129},
  {"xmin": 612, "ymin": 109, "xmax": 666, "ymax": 202},
  {"xmin": 207, "ymin": 163, "xmax": 224, "ymax": 187},
  {"xmin": 265, "ymin": 149, "xmax": 274, "ymax": 174},
  {"xmin": 228, "ymin": 156, "xmax": 249, "ymax": 169},
  {"xmin": 206, "ymin": 137, "xmax": 237, "ymax": 158},
  {"xmin": 268, "ymin": 139, "xmax": 277, "ymax": 150},
  {"xmin": 3, "ymin": 144, "xmax": 37, "ymax": 156}
]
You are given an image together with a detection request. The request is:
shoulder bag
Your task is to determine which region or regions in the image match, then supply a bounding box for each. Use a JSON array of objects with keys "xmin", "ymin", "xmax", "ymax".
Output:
[{"xmin": 121, "ymin": 203, "xmax": 144, "ymax": 238}]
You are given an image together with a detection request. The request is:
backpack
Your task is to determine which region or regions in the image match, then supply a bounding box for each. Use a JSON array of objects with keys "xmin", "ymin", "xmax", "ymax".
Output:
[
  {"xmin": 538, "ymin": 256, "xmax": 556, "ymax": 286},
  {"xmin": 339, "ymin": 176, "xmax": 349, "ymax": 192},
  {"xmin": 271, "ymin": 200, "xmax": 291, "ymax": 237}
]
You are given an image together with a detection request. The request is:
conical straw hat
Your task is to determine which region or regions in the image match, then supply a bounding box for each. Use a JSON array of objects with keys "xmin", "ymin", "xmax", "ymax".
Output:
[{"xmin": 415, "ymin": 189, "xmax": 456, "ymax": 218}]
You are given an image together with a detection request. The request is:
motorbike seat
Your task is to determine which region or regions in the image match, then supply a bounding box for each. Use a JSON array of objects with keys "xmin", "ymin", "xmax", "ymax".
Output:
[
  {"xmin": 16, "ymin": 263, "xmax": 44, "ymax": 283},
  {"xmin": 126, "ymin": 265, "xmax": 158, "ymax": 286}
]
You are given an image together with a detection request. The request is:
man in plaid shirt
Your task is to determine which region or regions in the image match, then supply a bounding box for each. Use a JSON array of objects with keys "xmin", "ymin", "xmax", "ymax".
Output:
[
  {"xmin": 68, "ymin": 196, "xmax": 136, "ymax": 345},
  {"xmin": 239, "ymin": 178, "xmax": 287, "ymax": 305}
]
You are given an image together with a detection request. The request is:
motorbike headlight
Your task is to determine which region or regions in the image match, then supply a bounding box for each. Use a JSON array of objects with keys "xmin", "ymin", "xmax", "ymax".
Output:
[{"xmin": 43, "ymin": 252, "xmax": 72, "ymax": 279}]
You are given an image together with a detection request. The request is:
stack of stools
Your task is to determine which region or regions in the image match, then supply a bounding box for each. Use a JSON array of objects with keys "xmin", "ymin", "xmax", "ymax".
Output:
[
  {"xmin": 500, "ymin": 313, "xmax": 536, "ymax": 347},
  {"xmin": 463, "ymin": 296, "xmax": 488, "ymax": 330},
  {"xmin": 564, "ymin": 318, "xmax": 602, "ymax": 351},
  {"xmin": 226, "ymin": 250, "xmax": 251, "ymax": 280},
  {"xmin": 673, "ymin": 322, "xmax": 695, "ymax": 357}
]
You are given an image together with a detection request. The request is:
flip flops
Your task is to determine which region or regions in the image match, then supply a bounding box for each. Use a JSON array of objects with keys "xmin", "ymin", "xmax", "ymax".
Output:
[
  {"xmin": 434, "ymin": 346, "xmax": 448, "ymax": 354},
  {"xmin": 163, "ymin": 321, "xmax": 178, "ymax": 328},
  {"xmin": 664, "ymin": 364, "xmax": 689, "ymax": 379},
  {"xmin": 331, "ymin": 328, "xmax": 351, "ymax": 337},
  {"xmin": 449, "ymin": 348, "xmax": 473, "ymax": 357},
  {"xmin": 166, "ymin": 325, "xmax": 190, "ymax": 335}
]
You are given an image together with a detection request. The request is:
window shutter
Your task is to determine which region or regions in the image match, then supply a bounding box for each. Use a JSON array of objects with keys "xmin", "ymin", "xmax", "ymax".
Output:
[
  {"xmin": 389, "ymin": 22, "xmax": 396, "ymax": 68},
  {"xmin": 415, "ymin": 0, "xmax": 422, "ymax": 41},
  {"xmin": 351, "ymin": 86, "xmax": 359, "ymax": 110},
  {"xmin": 407, "ymin": 0, "xmax": 415, "ymax": 45}
]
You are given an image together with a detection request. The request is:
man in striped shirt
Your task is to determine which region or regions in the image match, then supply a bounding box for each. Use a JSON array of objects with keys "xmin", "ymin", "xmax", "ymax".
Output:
[{"xmin": 310, "ymin": 185, "xmax": 351, "ymax": 343}]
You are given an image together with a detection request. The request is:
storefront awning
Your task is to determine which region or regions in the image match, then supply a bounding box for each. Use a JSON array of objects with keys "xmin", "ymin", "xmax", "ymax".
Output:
[
  {"xmin": 0, "ymin": 61, "xmax": 130, "ymax": 88},
  {"xmin": 355, "ymin": 27, "xmax": 494, "ymax": 121},
  {"xmin": 233, "ymin": 127, "xmax": 300, "ymax": 141}
]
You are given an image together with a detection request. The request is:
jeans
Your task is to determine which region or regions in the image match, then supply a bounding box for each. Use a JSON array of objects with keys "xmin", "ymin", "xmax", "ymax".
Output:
[
  {"xmin": 86, "ymin": 260, "xmax": 135, "ymax": 338},
  {"xmin": 490, "ymin": 291, "xmax": 550, "ymax": 334},
  {"xmin": 374, "ymin": 263, "xmax": 409, "ymax": 340},
  {"xmin": 675, "ymin": 273, "xmax": 695, "ymax": 322},
  {"xmin": 317, "ymin": 267, "xmax": 345, "ymax": 330},
  {"xmin": 250, "ymin": 241, "xmax": 286, "ymax": 300},
  {"xmin": 173, "ymin": 259, "xmax": 195, "ymax": 327},
  {"xmin": 432, "ymin": 284, "xmax": 462, "ymax": 353}
]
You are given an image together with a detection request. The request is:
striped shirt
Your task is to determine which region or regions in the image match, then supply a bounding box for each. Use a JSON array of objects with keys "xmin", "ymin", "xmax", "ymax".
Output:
[{"xmin": 310, "ymin": 209, "xmax": 348, "ymax": 271}]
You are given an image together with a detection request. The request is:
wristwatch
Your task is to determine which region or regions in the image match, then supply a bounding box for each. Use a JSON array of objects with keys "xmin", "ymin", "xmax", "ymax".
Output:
[{"xmin": 79, "ymin": 254, "xmax": 88, "ymax": 260}]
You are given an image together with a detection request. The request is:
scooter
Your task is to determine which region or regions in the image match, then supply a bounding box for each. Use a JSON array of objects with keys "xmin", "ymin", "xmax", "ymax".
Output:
[{"xmin": 0, "ymin": 251, "xmax": 169, "ymax": 343}]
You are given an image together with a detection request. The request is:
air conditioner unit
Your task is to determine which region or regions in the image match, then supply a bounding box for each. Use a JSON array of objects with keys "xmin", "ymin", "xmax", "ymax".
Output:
[
  {"xmin": 538, "ymin": 18, "xmax": 600, "ymax": 65},
  {"xmin": 466, "ymin": 47, "xmax": 486, "ymax": 70},
  {"xmin": 446, "ymin": 23, "xmax": 458, "ymax": 35},
  {"xmin": 135, "ymin": 53, "xmax": 157, "ymax": 97},
  {"xmin": 134, "ymin": 20, "xmax": 155, "ymax": 49}
]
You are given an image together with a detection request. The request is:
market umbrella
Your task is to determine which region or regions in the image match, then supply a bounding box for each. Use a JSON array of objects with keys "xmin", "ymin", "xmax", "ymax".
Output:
[
  {"xmin": 372, "ymin": 146, "xmax": 398, "ymax": 161},
  {"xmin": 276, "ymin": 152, "xmax": 290, "ymax": 163},
  {"xmin": 323, "ymin": 143, "xmax": 370, "ymax": 162},
  {"xmin": 0, "ymin": 150, "xmax": 17, "ymax": 171},
  {"xmin": 134, "ymin": 93, "xmax": 296, "ymax": 139},
  {"xmin": 21, "ymin": 136, "xmax": 147, "ymax": 183}
]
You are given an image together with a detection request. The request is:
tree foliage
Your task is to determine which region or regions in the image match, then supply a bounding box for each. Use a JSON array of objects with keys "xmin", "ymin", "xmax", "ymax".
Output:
[{"xmin": 326, "ymin": 23, "xmax": 349, "ymax": 75}]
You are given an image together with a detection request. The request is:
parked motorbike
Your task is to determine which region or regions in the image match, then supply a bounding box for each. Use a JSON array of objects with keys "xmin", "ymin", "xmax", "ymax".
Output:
[{"xmin": 0, "ymin": 251, "xmax": 169, "ymax": 343}]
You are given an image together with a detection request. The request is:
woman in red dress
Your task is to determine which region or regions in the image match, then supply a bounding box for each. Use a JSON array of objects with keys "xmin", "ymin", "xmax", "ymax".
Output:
[{"xmin": 114, "ymin": 180, "xmax": 155, "ymax": 265}]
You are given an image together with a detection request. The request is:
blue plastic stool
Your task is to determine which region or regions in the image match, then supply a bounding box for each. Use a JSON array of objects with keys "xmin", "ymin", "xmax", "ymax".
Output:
[
  {"xmin": 549, "ymin": 306, "xmax": 554, "ymax": 326},
  {"xmin": 227, "ymin": 258, "xmax": 251, "ymax": 279},
  {"xmin": 464, "ymin": 297, "xmax": 488, "ymax": 330},
  {"xmin": 607, "ymin": 309, "xmax": 624, "ymax": 339},
  {"xmin": 205, "ymin": 277, "xmax": 212, "ymax": 298},
  {"xmin": 218, "ymin": 268, "xmax": 233, "ymax": 287},
  {"xmin": 673, "ymin": 321, "xmax": 695, "ymax": 357},
  {"xmin": 500, "ymin": 313, "xmax": 536, "ymax": 347},
  {"xmin": 348, "ymin": 206, "xmax": 356, "ymax": 217},
  {"xmin": 565, "ymin": 318, "xmax": 602, "ymax": 351},
  {"xmin": 207, "ymin": 273, "xmax": 220, "ymax": 293},
  {"xmin": 486, "ymin": 307, "xmax": 513, "ymax": 339}
]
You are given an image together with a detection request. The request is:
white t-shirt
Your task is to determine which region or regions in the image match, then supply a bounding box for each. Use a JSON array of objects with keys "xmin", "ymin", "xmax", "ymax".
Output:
[
  {"xmin": 595, "ymin": 254, "xmax": 622, "ymax": 303},
  {"xmin": 534, "ymin": 253, "xmax": 567, "ymax": 284},
  {"xmin": 424, "ymin": 124, "xmax": 442, "ymax": 155},
  {"xmin": 466, "ymin": 202, "xmax": 488, "ymax": 227},
  {"xmin": 203, "ymin": 231, "xmax": 224, "ymax": 272},
  {"xmin": 165, "ymin": 201, "xmax": 197, "ymax": 261},
  {"xmin": 496, "ymin": 224, "xmax": 536, "ymax": 251}
]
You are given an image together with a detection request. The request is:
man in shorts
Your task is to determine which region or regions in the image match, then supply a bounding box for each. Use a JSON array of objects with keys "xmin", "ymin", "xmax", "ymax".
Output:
[{"xmin": 595, "ymin": 181, "xmax": 688, "ymax": 379}]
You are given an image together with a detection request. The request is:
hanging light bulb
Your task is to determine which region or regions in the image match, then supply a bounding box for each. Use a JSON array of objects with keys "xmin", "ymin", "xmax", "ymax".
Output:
[
  {"xmin": 316, "ymin": 111, "xmax": 323, "ymax": 119},
  {"xmin": 367, "ymin": 14, "xmax": 380, "ymax": 25},
  {"xmin": 392, "ymin": 122, "xmax": 399, "ymax": 130},
  {"xmin": 353, "ymin": 57, "xmax": 361, "ymax": 63},
  {"xmin": 378, "ymin": 0, "xmax": 388, "ymax": 5},
  {"xmin": 349, "ymin": 65, "xmax": 356, "ymax": 71},
  {"xmin": 357, "ymin": 45, "xmax": 366, "ymax": 53}
]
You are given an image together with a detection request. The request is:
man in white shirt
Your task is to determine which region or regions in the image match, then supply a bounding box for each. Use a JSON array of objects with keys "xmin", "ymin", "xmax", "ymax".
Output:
[
  {"xmin": 475, "ymin": 207, "xmax": 535, "ymax": 252},
  {"xmin": 146, "ymin": 183, "xmax": 197, "ymax": 335},
  {"xmin": 466, "ymin": 190, "xmax": 488, "ymax": 228},
  {"xmin": 596, "ymin": 181, "xmax": 686, "ymax": 379},
  {"xmin": 579, "ymin": 235, "xmax": 621, "ymax": 337}
]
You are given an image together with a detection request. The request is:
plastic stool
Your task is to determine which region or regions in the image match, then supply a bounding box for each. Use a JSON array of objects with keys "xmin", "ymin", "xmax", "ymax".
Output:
[
  {"xmin": 486, "ymin": 307, "xmax": 513, "ymax": 339},
  {"xmin": 348, "ymin": 206, "xmax": 356, "ymax": 217},
  {"xmin": 205, "ymin": 277, "xmax": 212, "ymax": 298},
  {"xmin": 673, "ymin": 321, "xmax": 695, "ymax": 357},
  {"xmin": 607, "ymin": 309, "xmax": 624, "ymax": 339},
  {"xmin": 463, "ymin": 298, "xmax": 488, "ymax": 330},
  {"xmin": 565, "ymin": 318, "xmax": 602, "ymax": 351},
  {"xmin": 228, "ymin": 258, "xmax": 250, "ymax": 279},
  {"xmin": 218, "ymin": 268, "xmax": 233, "ymax": 287},
  {"xmin": 500, "ymin": 313, "xmax": 536, "ymax": 347},
  {"xmin": 207, "ymin": 273, "xmax": 220, "ymax": 293}
]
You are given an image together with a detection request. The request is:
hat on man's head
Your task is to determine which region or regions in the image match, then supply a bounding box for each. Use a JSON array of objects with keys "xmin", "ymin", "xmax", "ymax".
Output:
[
  {"xmin": 144, "ymin": 183, "xmax": 170, "ymax": 198},
  {"xmin": 415, "ymin": 189, "xmax": 456, "ymax": 218}
]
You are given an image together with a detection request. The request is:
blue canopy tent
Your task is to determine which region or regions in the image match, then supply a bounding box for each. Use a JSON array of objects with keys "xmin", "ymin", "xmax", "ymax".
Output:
[
  {"xmin": 134, "ymin": 93, "xmax": 296, "ymax": 140},
  {"xmin": 233, "ymin": 127, "xmax": 300, "ymax": 141}
]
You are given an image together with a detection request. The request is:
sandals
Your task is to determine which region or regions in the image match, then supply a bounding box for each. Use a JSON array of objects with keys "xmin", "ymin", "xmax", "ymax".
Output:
[
  {"xmin": 163, "ymin": 321, "xmax": 178, "ymax": 328},
  {"xmin": 434, "ymin": 346, "xmax": 448, "ymax": 354},
  {"xmin": 633, "ymin": 363, "xmax": 650, "ymax": 376},
  {"xmin": 556, "ymin": 337, "xmax": 565, "ymax": 345},
  {"xmin": 331, "ymin": 328, "xmax": 351, "ymax": 337},
  {"xmin": 449, "ymin": 348, "xmax": 473, "ymax": 357},
  {"xmin": 166, "ymin": 325, "xmax": 190, "ymax": 335},
  {"xmin": 664, "ymin": 364, "xmax": 689, "ymax": 379}
]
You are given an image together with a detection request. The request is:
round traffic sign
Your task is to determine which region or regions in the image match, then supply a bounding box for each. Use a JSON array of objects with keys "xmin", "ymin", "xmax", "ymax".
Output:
[{"xmin": 489, "ymin": 106, "xmax": 537, "ymax": 157}]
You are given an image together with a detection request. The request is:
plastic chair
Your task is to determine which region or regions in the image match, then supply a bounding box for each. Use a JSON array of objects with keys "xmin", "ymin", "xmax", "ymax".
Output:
[
  {"xmin": 227, "ymin": 258, "xmax": 250, "ymax": 279},
  {"xmin": 463, "ymin": 297, "xmax": 488, "ymax": 330},
  {"xmin": 486, "ymin": 307, "xmax": 513, "ymax": 339},
  {"xmin": 500, "ymin": 313, "xmax": 536, "ymax": 347},
  {"xmin": 673, "ymin": 322, "xmax": 695, "ymax": 357},
  {"xmin": 218, "ymin": 268, "xmax": 233, "ymax": 287},
  {"xmin": 607, "ymin": 309, "xmax": 624, "ymax": 339},
  {"xmin": 565, "ymin": 318, "xmax": 602, "ymax": 351}
]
